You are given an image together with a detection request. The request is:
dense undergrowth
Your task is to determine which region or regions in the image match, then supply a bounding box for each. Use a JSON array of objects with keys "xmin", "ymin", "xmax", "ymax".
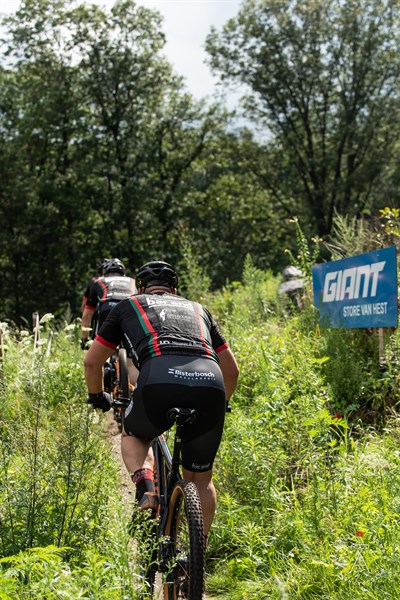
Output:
[
  {"xmin": 204, "ymin": 260, "xmax": 400, "ymax": 599},
  {"xmin": 0, "ymin": 318, "xmax": 138, "ymax": 598},
  {"xmin": 1, "ymin": 258, "xmax": 400, "ymax": 598}
]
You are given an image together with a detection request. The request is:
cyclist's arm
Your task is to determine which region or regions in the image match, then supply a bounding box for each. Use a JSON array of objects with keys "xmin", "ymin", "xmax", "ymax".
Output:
[
  {"xmin": 85, "ymin": 301, "xmax": 126, "ymax": 392},
  {"xmin": 81, "ymin": 276, "xmax": 98, "ymax": 315},
  {"xmin": 81, "ymin": 306, "xmax": 95, "ymax": 340},
  {"xmin": 81, "ymin": 296, "xmax": 87, "ymax": 314},
  {"xmin": 217, "ymin": 347, "xmax": 239, "ymax": 400},
  {"xmin": 84, "ymin": 339, "xmax": 115, "ymax": 393}
]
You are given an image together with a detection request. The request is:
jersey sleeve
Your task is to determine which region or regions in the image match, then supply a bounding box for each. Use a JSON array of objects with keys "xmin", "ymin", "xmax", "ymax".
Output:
[
  {"xmin": 94, "ymin": 303, "xmax": 124, "ymax": 349},
  {"xmin": 85, "ymin": 280, "xmax": 105, "ymax": 311},
  {"xmin": 82, "ymin": 277, "xmax": 96, "ymax": 307},
  {"xmin": 203, "ymin": 307, "xmax": 229, "ymax": 354}
]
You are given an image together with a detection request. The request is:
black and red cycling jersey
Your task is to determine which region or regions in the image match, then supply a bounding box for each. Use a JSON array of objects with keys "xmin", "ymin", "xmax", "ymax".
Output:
[
  {"xmin": 82, "ymin": 274, "xmax": 99, "ymax": 308},
  {"xmin": 85, "ymin": 275, "xmax": 137, "ymax": 313},
  {"xmin": 95, "ymin": 292, "xmax": 229, "ymax": 369}
]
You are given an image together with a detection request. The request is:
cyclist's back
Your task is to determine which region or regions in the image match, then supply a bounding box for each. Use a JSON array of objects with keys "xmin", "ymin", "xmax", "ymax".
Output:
[
  {"xmin": 98, "ymin": 288, "xmax": 228, "ymax": 470},
  {"xmin": 98, "ymin": 290, "xmax": 228, "ymax": 366},
  {"xmin": 81, "ymin": 258, "xmax": 136, "ymax": 344},
  {"xmin": 84, "ymin": 260, "xmax": 239, "ymax": 540}
]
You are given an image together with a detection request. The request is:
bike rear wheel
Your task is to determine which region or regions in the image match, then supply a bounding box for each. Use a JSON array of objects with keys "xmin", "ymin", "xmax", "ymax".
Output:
[
  {"xmin": 114, "ymin": 348, "xmax": 129, "ymax": 430},
  {"xmin": 163, "ymin": 480, "xmax": 205, "ymax": 600},
  {"xmin": 117, "ymin": 347, "xmax": 130, "ymax": 399}
]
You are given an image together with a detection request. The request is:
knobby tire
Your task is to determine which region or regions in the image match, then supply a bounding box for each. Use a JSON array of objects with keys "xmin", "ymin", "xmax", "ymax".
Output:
[
  {"xmin": 114, "ymin": 348, "xmax": 129, "ymax": 431},
  {"xmin": 163, "ymin": 480, "xmax": 205, "ymax": 600},
  {"xmin": 117, "ymin": 347, "xmax": 129, "ymax": 399}
]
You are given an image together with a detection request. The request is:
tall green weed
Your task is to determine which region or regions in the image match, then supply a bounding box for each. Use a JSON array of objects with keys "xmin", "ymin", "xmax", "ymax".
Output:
[
  {"xmin": 0, "ymin": 320, "xmax": 139, "ymax": 598},
  {"xmin": 203, "ymin": 259, "xmax": 400, "ymax": 599},
  {"xmin": 2, "ymin": 242, "xmax": 400, "ymax": 598}
]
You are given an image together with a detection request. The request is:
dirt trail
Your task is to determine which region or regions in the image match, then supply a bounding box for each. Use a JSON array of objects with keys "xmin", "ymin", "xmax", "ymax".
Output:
[
  {"xmin": 106, "ymin": 414, "xmax": 164, "ymax": 599},
  {"xmin": 106, "ymin": 413, "xmax": 134, "ymax": 504}
]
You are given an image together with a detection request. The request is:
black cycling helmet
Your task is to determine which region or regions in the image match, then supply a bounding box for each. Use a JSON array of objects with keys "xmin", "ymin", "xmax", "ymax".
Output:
[
  {"xmin": 136, "ymin": 261, "xmax": 178, "ymax": 289},
  {"xmin": 102, "ymin": 258, "xmax": 126, "ymax": 276},
  {"xmin": 96, "ymin": 257, "xmax": 110, "ymax": 274}
]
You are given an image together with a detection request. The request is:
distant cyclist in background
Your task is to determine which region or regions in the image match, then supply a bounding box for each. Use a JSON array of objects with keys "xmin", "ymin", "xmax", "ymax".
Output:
[
  {"xmin": 84, "ymin": 260, "xmax": 239, "ymax": 544},
  {"xmin": 81, "ymin": 257, "xmax": 110, "ymax": 315},
  {"xmin": 81, "ymin": 258, "xmax": 137, "ymax": 347},
  {"xmin": 81, "ymin": 258, "xmax": 110, "ymax": 349},
  {"xmin": 81, "ymin": 257, "xmax": 138, "ymax": 387}
]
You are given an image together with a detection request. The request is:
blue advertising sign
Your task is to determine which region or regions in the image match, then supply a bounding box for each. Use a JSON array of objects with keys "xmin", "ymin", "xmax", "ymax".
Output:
[{"xmin": 312, "ymin": 246, "xmax": 398, "ymax": 329}]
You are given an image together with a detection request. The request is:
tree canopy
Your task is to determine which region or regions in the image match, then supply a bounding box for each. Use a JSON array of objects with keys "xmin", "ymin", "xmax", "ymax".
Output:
[
  {"xmin": 0, "ymin": 0, "xmax": 252, "ymax": 321},
  {"xmin": 1, "ymin": 0, "xmax": 400, "ymax": 323},
  {"xmin": 206, "ymin": 0, "xmax": 400, "ymax": 235}
]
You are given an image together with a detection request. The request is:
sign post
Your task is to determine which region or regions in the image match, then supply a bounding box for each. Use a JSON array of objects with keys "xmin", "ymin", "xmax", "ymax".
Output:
[
  {"xmin": 312, "ymin": 246, "xmax": 398, "ymax": 330},
  {"xmin": 378, "ymin": 327, "xmax": 385, "ymax": 368}
]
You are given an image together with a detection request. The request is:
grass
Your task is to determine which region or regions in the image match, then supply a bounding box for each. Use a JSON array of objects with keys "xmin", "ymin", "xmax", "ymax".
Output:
[
  {"xmin": 1, "ymin": 269, "xmax": 400, "ymax": 598},
  {"xmin": 203, "ymin": 273, "xmax": 400, "ymax": 599},
  {"xmin": 0, "ymin": 318, "xmax": 139, "ymax": 598}
]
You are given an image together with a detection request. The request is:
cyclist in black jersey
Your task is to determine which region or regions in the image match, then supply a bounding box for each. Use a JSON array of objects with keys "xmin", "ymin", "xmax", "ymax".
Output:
[
  {"xmin": 81, "ymin": 257, "xmax": 110, "ymax": 314},
  {"xmin": 84, "ymin": 260, "xmax": 239, "ymax": 540},
  {"xmin": 80, "ymin": 258, "xmax": 110, "ymax": 349},
  {"xmin": 81, "ymin": 258, "xmax": 136, "ymax": 347}
]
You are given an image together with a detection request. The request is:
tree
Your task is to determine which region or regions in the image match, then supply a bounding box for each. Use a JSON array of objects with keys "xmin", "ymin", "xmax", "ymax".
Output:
[
  {"xmin": 206, "ymin": 0, "xmax": 400, "ymax": 236},
  {"xmin": 0, "ymin": 0, "xmax": 240, "ymax": 321},
  {"xmin": 167, "ymin": 128, "xmax": 295, "ymax": 286},
  {"xmin": 0, "ymin": 0, "xmax": 102, "ymax": 320}
]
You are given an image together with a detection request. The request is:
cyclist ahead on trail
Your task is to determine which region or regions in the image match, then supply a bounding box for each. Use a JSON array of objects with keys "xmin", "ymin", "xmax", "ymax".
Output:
[
  {"xmin": 84, "ymin": 260, "xmax": 239, "ymax": 541},
  {"xmin": 81, "ymin": 257, "xmax": 110, "ymax": 314},
  {"xmin": 80, "ymin": 257, "xmax": 110, "ymax": 348},
  {"xmin": 81, "ymin": 258, "xmax": 137, "ymax": 348}
]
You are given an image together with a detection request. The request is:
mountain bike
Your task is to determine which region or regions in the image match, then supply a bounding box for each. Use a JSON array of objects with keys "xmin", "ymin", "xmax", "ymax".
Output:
[
  {"xmin": 150, "ymin": 407, "xmax": 205, "ymax": 600},
  {"xmin": 105, "ymin": 346, "xmax": 130, "ymax": 430},
  {"xmin": 112, "ymin": 400, "xmax": 206, "ymax": 599},
  {"xmin": 148, "ymin": 403, "xmax": 231, "ymax": 599}
]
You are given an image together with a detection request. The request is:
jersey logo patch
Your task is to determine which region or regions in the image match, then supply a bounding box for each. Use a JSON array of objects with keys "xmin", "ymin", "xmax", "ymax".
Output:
[
  {"xmin": 191, "ymin": 462, "xmax": 211, "ymax": 470},
  {"xmin": 167, "ymin": 368, "xmax": 216, "ymax": 380}
]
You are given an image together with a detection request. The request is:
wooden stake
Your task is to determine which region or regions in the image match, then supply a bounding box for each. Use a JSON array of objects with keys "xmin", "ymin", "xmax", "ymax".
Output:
[{"xmin": 378, "ymin": 327, "xmax": 385, "ymax": 368}]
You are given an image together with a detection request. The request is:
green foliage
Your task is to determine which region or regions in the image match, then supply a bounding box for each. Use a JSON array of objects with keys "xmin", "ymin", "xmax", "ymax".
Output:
[
  {"xmin": 175, "ymin": 225, "xmax": 211, "ymax": 301},
  {"xmin": 8, "ymin": 0, "xmax": 400, "ymax": 323},
  {"xmin": 203, "ymin": 254, "xmax": 280, "ymax": 343},
  {"xmin": 0, "ymin": 321, "xmax": 139, "ymax": 598},
  {"xmin": 201, "ymin": 261, "xmax": 400, "ymax": 598},
  {"xmin": 206, "ymin": 0, "xmax": 400, "ymax": 236},
  {"xmin": 2, "ymin": 256, "xmax": 400, "ymax": 597},
  {"xmin": 170, "ymin": 130, "xmax": 295, "ymax": 288},
  {"xmin": 3, "ymin": 0, "xmax": 400, "ymax": 323},
  {"xmin": 0, "ymin": 0, "xmax": 240, "ymax": 322},
  {"xmin": 325, "ymin": 212, "xmax": 379, "ymax": 261},
  {"xmin": 285, "ymin": 217, "xmax": 322, "ymax": 279},
  {"xmin": 379, "ymin": 208, "xmax": 400, "ymax": 249}
]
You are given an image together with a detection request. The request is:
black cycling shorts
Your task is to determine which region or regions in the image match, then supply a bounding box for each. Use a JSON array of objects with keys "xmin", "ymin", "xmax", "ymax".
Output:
[{"xmin": 123, "ymin": 355, "xmax": 226, "ymax": 473}]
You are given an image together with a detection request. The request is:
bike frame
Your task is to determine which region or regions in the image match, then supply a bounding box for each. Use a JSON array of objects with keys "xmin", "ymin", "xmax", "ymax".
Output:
[
  {"xmin": 154, "ymin": 409, "xmax": 197, "ymax": 550},
  {"xmin": 110, "ymin": 400, "xmax": 205, "ymax": 597}
]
